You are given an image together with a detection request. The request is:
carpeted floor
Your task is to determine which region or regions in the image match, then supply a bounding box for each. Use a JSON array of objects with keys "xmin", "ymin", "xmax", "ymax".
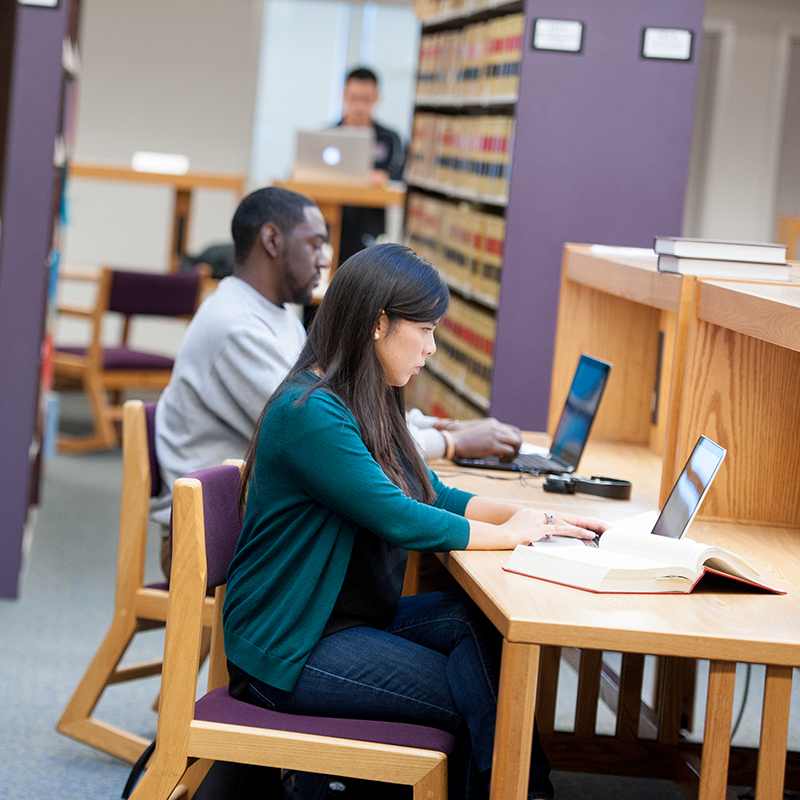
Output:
[{"xmin": 0, "ymin": 393, "xmax": 796, "ymax": 799}]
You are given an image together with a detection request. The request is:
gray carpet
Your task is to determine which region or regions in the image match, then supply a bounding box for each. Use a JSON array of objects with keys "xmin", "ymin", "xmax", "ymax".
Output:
[{"xmin": 0, "ymin": 393, "xmax": 796, "ymax": 799}]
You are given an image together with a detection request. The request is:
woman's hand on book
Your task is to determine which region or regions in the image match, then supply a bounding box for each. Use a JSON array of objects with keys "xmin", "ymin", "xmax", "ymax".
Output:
[
  {"xmin": 465, "ymin": 501, "xmax": 608, "ymax": 549},
  {"xmin": 526, "ymin": 510, "xmax": 607, "ymax": 544},
  {"xmin": 490, "ymin": 508, "xmax": 605, "ymax": 548}
]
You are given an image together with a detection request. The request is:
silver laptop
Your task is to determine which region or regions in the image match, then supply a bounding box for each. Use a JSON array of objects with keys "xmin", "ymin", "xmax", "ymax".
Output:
[
  {"xmin": 602, "ymin": 435, "xmax": 727, "ymax": 542},
  {"xmin": 651, "ymin": 435, "xmax": 727, "ymax": 539},
  {"xmin": 293, "ymin": 127, "xmax": 374, "ymax": 184},
  {"xmin": 453, "ymin": 354, "xmax": 612, "ymax": 475}
]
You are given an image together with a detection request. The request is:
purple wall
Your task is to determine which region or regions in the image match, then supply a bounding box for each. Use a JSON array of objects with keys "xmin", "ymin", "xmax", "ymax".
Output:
[
  {"xmin": 491, "ymin": 0, "xmax": 706, "ymax": 430},
  {"xmin": 0, "ymin": 4, "xmax": 70, "ymax": 598}
]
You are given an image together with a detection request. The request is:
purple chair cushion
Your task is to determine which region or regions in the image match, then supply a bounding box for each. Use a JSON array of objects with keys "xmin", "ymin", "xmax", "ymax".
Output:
[
  {"xmin": 195, "ymin": 686, "xmax": 456, "ymax": 755},
  {"xmin": 144, "ymin": 402, "xmax": 162, "ymax": 498},
  {"xmin": 57, "ymin": 346, "xmax": 174, "ymax": 371},
  {"xmin": 180, "ymin": 465, "xmax": 243, "ymax": 589},
  {"xmin": 145, "ymin": 581, "xmax": 169, "ymax": 591},
  {"xmin": 109, "ymin": 269, "xmax": 201, "ymax": 317}
]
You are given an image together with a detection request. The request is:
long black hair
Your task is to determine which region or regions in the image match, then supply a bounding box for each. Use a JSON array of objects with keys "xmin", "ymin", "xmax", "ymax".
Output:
[{"xmin": 240, "ymin": 243, "xmax": 449, "ymax": 507}]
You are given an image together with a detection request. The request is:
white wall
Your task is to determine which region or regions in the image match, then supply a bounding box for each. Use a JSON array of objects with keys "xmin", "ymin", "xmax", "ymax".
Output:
[
  {"xmin": 58, "ymin": 0, "xmax": 263, "ymax": 353},
  {"xmin": 64, "ymin": 0, "xmax": 263, "ymax": 272},
  {"xmin": 693, "ymin": 0, "xmax": 800, "ymax": 242},
  {"xmin": 775, "ymin": 39, "xmax": 800, "ymax": 218}
]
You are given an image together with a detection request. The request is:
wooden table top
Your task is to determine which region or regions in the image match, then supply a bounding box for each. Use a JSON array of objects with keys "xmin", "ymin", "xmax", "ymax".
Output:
[
  {"xmin": 434, "ymin": 438, "xmax": 800, "ymax": 667},
  {"xmin": 272, "ymin": 179, "xmax": 406, "ymax": 207},
  {"xmin": 698, "ymin": 278, "xmax": 800, "ymax": 351}
]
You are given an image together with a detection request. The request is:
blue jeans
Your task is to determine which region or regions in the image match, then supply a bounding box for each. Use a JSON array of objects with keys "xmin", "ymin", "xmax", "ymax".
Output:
[{"xmin": 236, "ymin": 590, "xmax": 554, "ymax": 800}]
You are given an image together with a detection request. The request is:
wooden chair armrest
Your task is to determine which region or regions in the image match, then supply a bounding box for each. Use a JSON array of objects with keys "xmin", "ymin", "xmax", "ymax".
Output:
[
  {"xmin": 59, "ymin": 266, "xmax": 102, "ymax": 282},
  {"xmin": 56, "ymin": 304, "xmax": 96, "ymax": 318}
]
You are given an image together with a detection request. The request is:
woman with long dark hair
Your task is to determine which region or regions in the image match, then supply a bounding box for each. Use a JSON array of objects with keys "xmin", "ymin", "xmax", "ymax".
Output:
[{"xmin": 223, "ymin": 244, "xmax": 605, "ymax": 799}]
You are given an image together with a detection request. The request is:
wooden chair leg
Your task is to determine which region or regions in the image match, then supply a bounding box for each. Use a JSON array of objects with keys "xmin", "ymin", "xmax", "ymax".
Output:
[
  {"xmin": 57, "ymin": 614, "xmax": 152, "ymax": 763},
  {"xmin": 57, "ymin": 374, "xmax": 119, "ymax": 452},
  {"xmin": 128, "ymin": 749, "xmax": 190, "ymax": 800},
  {"xmin": 412, "ymin": 759, "xmax": 447, "ymax": 800},
  {"xmin": 152, "ymin": 625, "xmax": 213, "ymax": 713},
  {"xmin": 174, "ymin": 759, "xmax": 215, "ymax": 800}
]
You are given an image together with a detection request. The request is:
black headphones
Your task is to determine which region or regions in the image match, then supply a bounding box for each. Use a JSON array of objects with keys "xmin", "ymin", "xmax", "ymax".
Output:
[{"xmin": 542, "ymin": 473, "xmax": 632, "ymax": 500}]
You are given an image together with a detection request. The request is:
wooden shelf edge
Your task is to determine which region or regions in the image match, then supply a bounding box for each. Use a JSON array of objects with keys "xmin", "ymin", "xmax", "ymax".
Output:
[
  {"xmin": 418, "ymin": 0, "xmax": 524, "ymax": 28},
  {"xmin": 405, "ymin": 175, "xmax": 509, "ymax": 207},
  {"xmin": 414, "ymin": 93, "xmax": 518, "ymax": 108},
  {"xmin": 443, "ymin": 277, "xmax": 499, "ymax": 310},
  {"xmin": 425, "ymin": 361, "xmax": 491, "ymax": 411}
]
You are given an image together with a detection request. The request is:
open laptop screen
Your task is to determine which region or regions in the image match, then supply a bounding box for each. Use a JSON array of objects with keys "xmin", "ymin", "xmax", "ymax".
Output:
[
  {"xmin": 651, "ymin": 435, "xmax": 726, "ymax": 539},
  {"xmin": 549, "ymin": 354, "xmax": 612, "ymax": 470}
]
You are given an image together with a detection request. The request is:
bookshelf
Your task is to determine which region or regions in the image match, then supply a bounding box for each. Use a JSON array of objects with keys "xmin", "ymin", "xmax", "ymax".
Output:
[
  {"xmin": 0, "ymin": 0, "xmax": 82, "ymax": 598},
  {"xmin": 405, "ymin": 0, "xmax": 706, "ymax": 431},
  {"xmin": 405, "ymin": 0, "xmax": 523, "ymax": 418}
]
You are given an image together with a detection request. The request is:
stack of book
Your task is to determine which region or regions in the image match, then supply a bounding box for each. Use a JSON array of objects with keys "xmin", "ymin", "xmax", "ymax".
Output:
[{"xmin": 654, "ymin": 237, "xmax": 790, "ymax": 281}]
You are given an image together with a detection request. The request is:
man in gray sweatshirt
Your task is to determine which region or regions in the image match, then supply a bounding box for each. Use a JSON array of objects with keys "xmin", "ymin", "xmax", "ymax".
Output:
[{"xmin": 151, "ymin": 186, "xmax": 329, "ymax": 574}]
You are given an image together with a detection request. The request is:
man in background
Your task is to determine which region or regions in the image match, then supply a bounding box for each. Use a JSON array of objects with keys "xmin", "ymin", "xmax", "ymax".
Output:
[{"xmin": 338, "ymin": 66, "xmax": 405, "ymax": 263}]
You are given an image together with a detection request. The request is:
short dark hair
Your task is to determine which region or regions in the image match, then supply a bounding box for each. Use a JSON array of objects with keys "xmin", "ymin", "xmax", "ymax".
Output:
[
  {"xmin": 346, "ymin": 66, "xmax": 379, "ymax": 86},
  {"xmin": 231, "ymin": 186, "xmax": 317, "ymax": 264}
]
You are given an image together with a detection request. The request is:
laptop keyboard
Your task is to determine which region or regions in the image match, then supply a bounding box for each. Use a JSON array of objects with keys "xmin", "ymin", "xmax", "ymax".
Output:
[{"xmin": 512, "ymin": 452, "xmax": 569, "ymax": 473}]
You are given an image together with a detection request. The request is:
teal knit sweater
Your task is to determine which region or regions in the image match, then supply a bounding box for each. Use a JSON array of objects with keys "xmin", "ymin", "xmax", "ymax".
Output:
[{"xmin": 222, "ymin": 378, "xmax": 473, "ymax": 692}]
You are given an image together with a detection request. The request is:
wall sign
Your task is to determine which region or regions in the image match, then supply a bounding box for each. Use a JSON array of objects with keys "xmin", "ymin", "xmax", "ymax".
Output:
[
  {"xmin": 641, "ymin": 28, "xmax": 693, "ymax": 61},
  {"xmin": 532, "ymin": 19, "xmax": 584, "ymax": 54}
]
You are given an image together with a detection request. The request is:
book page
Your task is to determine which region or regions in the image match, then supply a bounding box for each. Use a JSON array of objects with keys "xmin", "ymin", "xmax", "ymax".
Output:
[
  {"xmin": 599, "ymin": 528, "xmax": 708, "ymax": 571},
  {"xmin": 599, "ymin": 529, "xmax": 761, "ymax": 581}
]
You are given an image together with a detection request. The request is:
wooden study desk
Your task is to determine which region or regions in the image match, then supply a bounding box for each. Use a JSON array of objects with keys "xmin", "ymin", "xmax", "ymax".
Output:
[
  {"xmin": 434, "ymin": 440, "xmax": 799, "ymax": 800},
  {"xmin": 273, "ymin": 179, "xmax": 405, "ymax": 272},
  {"xmin": 550, "ymin": 244, "xmax": 800, "ymax": 518},
  {"xmin": 68, "ymin": 161, "xmax": 246, "ymax": 271}
]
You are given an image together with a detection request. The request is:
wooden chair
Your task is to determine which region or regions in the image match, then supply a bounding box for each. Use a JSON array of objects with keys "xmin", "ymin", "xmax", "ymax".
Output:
[
  {"xmin": 130, "ymin": 464, "xmax": 453, "ymax": 800},
  {"xmin": 53, "ymin": 266, "xmax": 205, "ymax": 452},
  {"xmin": 57, "ymin": 400, "xmax": 215, "ymax": 764}
]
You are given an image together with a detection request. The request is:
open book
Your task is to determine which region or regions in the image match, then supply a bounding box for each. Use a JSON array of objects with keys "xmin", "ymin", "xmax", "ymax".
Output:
[{"xmin": 504, "ymin": 527, "xmax": 782, "ymax": 594}]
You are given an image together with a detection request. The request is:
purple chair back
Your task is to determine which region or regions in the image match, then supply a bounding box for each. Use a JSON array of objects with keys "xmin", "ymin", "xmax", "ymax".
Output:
[
  {"xmin": 143, "ymin": 402, "xmax": 162, "ymax": 499},
  {"xmin": 182, "ymin": 465, "xmax": 243, "ymax": 589},
  {"xmin": 108, "ymin": 269, "xmax": 201, "ymax": 317}
]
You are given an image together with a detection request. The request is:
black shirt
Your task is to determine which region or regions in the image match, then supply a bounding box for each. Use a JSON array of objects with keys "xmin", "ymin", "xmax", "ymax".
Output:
[
  {"xmin": 322, "ymin": 444, "xmax": 423, "ymax": 637},
  {"xmin": 338, "ymin": 120, "xmax": 406, "ymax": 264}
]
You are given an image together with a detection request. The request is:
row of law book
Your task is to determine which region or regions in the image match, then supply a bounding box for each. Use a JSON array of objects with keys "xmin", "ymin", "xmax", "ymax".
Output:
[
  {"xmin": 655, "ymin": 236, "xmax": 791, "ymax": 281},
  {"xmin": 414, "ymin": 0, "xmax": 501, "ymax": 22},
  {"xmin": 407, "ymin": 366, "xmax": 486, "ymax": 423},
  {"xmin": 428, "ymin": 292, "xmax": 496, "ymax": 405},
  {"xmin": 416, "ymin": 13, "xmax": 525, "ymax": 101},
  {"xmin": 405, "ymin": 191, "xmax": 505, "ymax": 304},
  {"xmin": 406, "ymin": 112, "xmax": 514, "ymax": 199}
]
